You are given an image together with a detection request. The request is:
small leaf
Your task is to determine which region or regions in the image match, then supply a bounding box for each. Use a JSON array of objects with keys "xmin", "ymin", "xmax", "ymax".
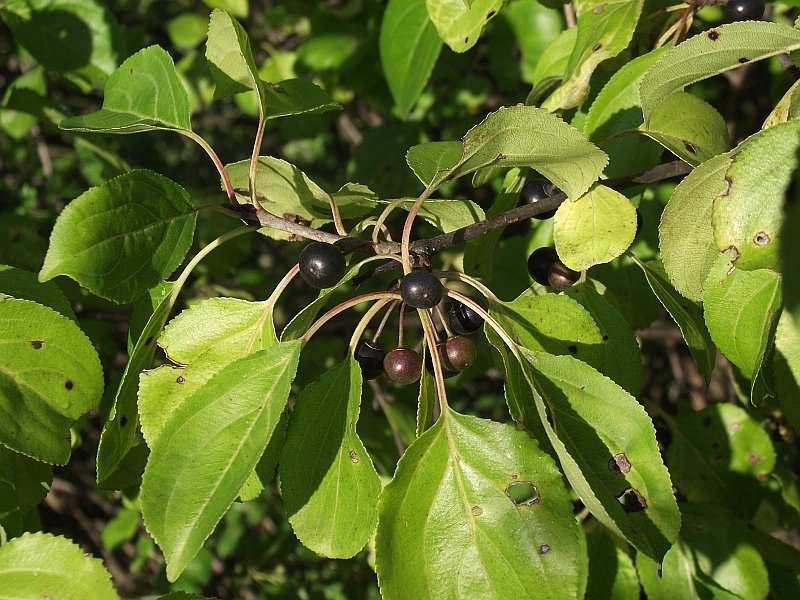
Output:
[
  {"xmin": 263, "ymin": 78, "xmax": 340, "ymax": 120},
  {"xmin": 415, "ymin": 347, "xmax": 437, "ymax": 437},
  {"xmin": 668, "ymin": 403, "xmax": 776, "ymax": 505},
  {"xmin": 141, "ymin": 342, "xmax": 301, "ymax": 582},
  {"xmin": 280, "ymin": 358, "xmax": 380, "ymax": 558},
  {"xmin": 376, "ymin": 409, "xmax": 586, "ymax": 599},
  {"xmin": 641, "ymin": 21, "xmax": 800, "ymax": 120},
  {"xmin": 543, "ymin": 0, "xmax": 644, "ymax": 111},
  {"xmin": 640, "ymin": 91, "xmax": 730, "ymax": 165},
  {"xmin": 659, "ymin": 152, "xmax": 731, "ymax": 302},
  {"xmin": 0, "ymin": 298, "xmax": 104, "ymax": 464},
  {"xmin": 396, "ymin": 198, "xmax": 485, "ymax": 233},
  {"xmin": 425, "ymin": 0, "xmax": 503, "ymax": 53},
  {"xmin": 59, "ymin": 46, "xmax": 191, "ymax": 134},
  {"xmin": 205, "ymin": 8, "xmax": 265, "ymax": 113},
  {"xmin": 39, "ymin": 170, "xmax": 197, "ymax": 304},
  {"xmin": 406, "ymin": 141, "xmax": 464, "ymax": 189},
  {"xmin": 703, "ymin": 253, "xmax": 782, "ymax": 380},
  {"xmin": 380, "ymin": 0, "xmax": 443, "ymax": 118},
  {"xmin": 763, "ymin": 78, "xmax": 800, "ymax": 129},
  {"xmin": 166, "ymin": 13, "xmax": 209, "ymax": 51},
  {"xmin": 521, "ymin": 348, "xmax": 681, "ymax": 560},
  {"xmin": 631, "ymin": 258, "xmax": 717, "ymax": 382},
  {"xmin": 712, "ymin": 121, "xmax": 800, "ymax": 270},
  {"xmin": 0, "ymin": 532, "xmax": 118, "ymax": 599},
  {"xmin": 554, "ymin": 184, "xmax": 637, "ymax": 270}
]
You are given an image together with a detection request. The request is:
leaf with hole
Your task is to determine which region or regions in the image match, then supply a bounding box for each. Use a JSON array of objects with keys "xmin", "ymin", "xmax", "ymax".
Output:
[
  {"xmin": 376, "ymin": 409, "xmax": 586, "ymax": 599},
  {"xmin": 425, "ymin": 0, "xmax": 504, "ymax": 53}
]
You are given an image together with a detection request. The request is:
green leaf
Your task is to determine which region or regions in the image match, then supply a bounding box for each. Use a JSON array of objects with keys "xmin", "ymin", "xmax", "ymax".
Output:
[
  {"xmin": 0, "ymin": 532, "xmax": 118, "ymax": 599},
  {"xmin": 0, "ymin": 446, "xmax": 51, "ymax": 522},
  {"xmin": 586, "ymin": 531, "xmax": 640, "ymax": 600},
  {"xmin": 583, "ymin": 48, "xmax": 667, "ymax": 178},
  {"xmin": 415, "ymin": 347, "xmax": 437, "ymax": 437},
  {"xmin": 425, "ymin": 0, "xmax": 503, "ymax": 53},
  {"xmin": 0, "ymin": 264, "xmax": 75, "ymax": 320},
  {"xmin": 141, "ymin": 342, "xmax": 301, "ymax": 582},
  {"xmin": 631, "ymin": 258, "xmax": 717, "ymax": 382},
  {"xmin": 1, "ymin": 0, "xmax": 120, "ymax": 92},
  {"xmin": 531, "ymin": 26, "xmax": 577, "ymax": 89},
  {"xmin": 554, "ymin": 184, "xmax": 637, "ymax": 270},
  {"xmin": 59, "ymin": 46, "xmax": 191, "ymax": 134},
  {"xmin": 280, "ymin": 358, "xmax": 380, "ymax": 558},
  {"xmin": 408, "ymin": 106, "xmax": 607, "ymax": 196},
  {"xmin": 543, "ymin": 0, "xmax": 644, "ymax": 111},
  {"xmin": 203, "ymin": 0, "xmax": 247, "ymax": 18},
  {"xmin": 640, "ymin": 91, "xmax": 731, "ymax": 165},
  {"xmin": 167, "ymin": 13, "xmax": 209, "ymax": 51},
  {"xmin": 784, "ymin": 188, "xmax": 800, "ymax": 325},
  {"xmin": 703, "ymin": 253, "xmax": 782, "ymax": 380},
  {"xmin": 376, "ymin": 409, "xmax": 586, "ymax": 599},
  {"xmin": 139, "ymin": 297, "xmax": 278, "ymax": 450},
  {"xmin": 659, "ymin": 152, "xmax": 731, "ymax": 302},
  {"xmin": 263, "ymin": 78, "xmax": 340, "ymax": 120},
  {"xmin": 776, "ymin": 311, "xmax": 800, "ymax": 390},
  {"xmin": 521, "ymin": 348, "xmax": 681, "ymax": 560},
  {"xmin": 503, "ymin": 0, "xmax": 563, "ymax": 84},
  {"xmin": 637, "ymin": 505, "xmax": 769, "ymax": 600},
  {"xmin": 39, "ymin": 170, "xmax": 197, "ymax": 304},
  {"xmin": 764, "ymin": 78, "xmax": 800, "ymax": 129},
  {"xmin": 205, "ymin": 8, "xmax": 265, "ymax": 114},
  {"xmin": 0, "ymin": 298, "xmax": 103, "ymax": 464},
  {"xmin": 712, "ymin": 121, "xmax": 800, "ymax": 271},
  {"xmin": 567, "ymin": 279, "xmax": 642, "ymax": 395},
  {"xmin": 640, "ymin": 21, "xmax": 800, "ymax": 120},
  {"xmin": 380, "ymin": 0, "xmax": 443, "ymax": 118},
  {"xmin": 667, "ymin": 403, "xmax": 776, "ymax": 505},
  {"xmin": 0, "ymin": 67, "xmax": 48, "ymax": 140},
  {"xmin": 397, "ymin": 198, "xmax": 485, "ymax": 233}
]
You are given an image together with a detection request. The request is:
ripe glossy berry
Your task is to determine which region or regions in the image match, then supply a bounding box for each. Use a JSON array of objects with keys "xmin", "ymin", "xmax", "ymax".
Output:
[
  {"xmin": 298, "ymin": 242, "xmax": 346, "ymax": 289},
  {"xmin": 725, "ymin": 0, "xmax": 764, "ymax": 22},
  {"xmin": 548, "ymin": 261, "xmax": 580, "ymax": 291},
  {"xmin": 445, "ymin": 299, "xmax": 483, "ymax": 335},
  {"xmin": 520, "ymin": 180, "xmax": 556, "ymax": 219},
  {"xmin": 444, "ymin": 336, "xmax": 477, "ymax": 372},
  {"xmin": 527, "ymin": 247, "xmax": 558, "ymax": 287},
  {"xmin": 354, "ymin": 340, "xmax": 385, "ymax": 380},
  {"xmin": 399, "ymin": 270, "xmax": 444, "ymax": 309},
  {"xmin": 424, "ymin": 343, "xmax": 458, "ymax": 379},
  {"xmin": 384, "ymin": 348, "xmax": 423, "ymax": 385}
]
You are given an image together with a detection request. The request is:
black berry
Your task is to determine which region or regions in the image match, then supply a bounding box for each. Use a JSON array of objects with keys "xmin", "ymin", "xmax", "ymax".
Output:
[
  {"xmin": 424, "ymin": 343, "xmax": 459, "ymax": 379},
  {"xmin": 527, "ymin": 247, "xmax": 558, "ymax": 286},
  {"xmin": 354, "ymin": 340, "xmax": 385, "ymax": 380},
  {"xmin": 725, "ymin": 0, "xmax": 764, "ymax": 21},
  {"xmin": 445, "ymin": 299, "xmax": 483, "ymax": 335},
  {"xmin": 399, "ymin": 270, "xmax": 444, "ymax": 309},
  {"xmin": 298, "ymin": 242, "xmax": 346, "ymax": 289},
  {"xmin": 520, "ymin": 180, "xmax": 556, "ymax": 219},
  {"xmin": 384, "ymin": 348, "xmax": 423, "ymax": 385},
  {"xmin": 443, "ymin": 336, "xmax": 477, "ymax": 372},
  {"xmin": 548, "ymin": 261, "xmax": 580, "ymax": 291}
]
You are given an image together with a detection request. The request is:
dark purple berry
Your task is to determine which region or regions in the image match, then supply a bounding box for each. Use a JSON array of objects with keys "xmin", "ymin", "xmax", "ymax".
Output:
[
  {"xmin": 725, "ymin": 0, "xmax": 764, "ymax": 22},
  {"xmin": 443, "ymin": 336, "xmax": 477, "ymax": 372},
  {"xmin": 424, "ymin": 343, "xmax": 459, "ymax": 379},
  {"xmin": 527, "ymin": 247, "xmax": 558, "ymax": 287},
  {"xmin": 354, "ymin": 340, "xmax": 385, "ymax": 380},
  {"xmin": 399, "ymin": 270, "xmax": 444, "ymax": 309},
  {"xmin": 445, "ymin": 299, "xmax": 483, "ymax": 335},
  {"xmin": 520, "ymin": 180, "xmax": 557, "ymax": 219},
  {"xmin": 548, "ymin": 261, "xmax": 580, "ymax": 291},
  {"xmin": 384, "ymin": 348, "xmax": 423, "ymax": 385},
  {"xmin": 298, "ymin": 242, "xmax": 346, "ymax": 289}
]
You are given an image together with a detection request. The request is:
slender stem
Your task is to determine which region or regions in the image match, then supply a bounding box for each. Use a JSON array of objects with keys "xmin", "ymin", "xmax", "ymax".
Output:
[
  {"xmin": 372, "ymin": 300, "xmax": 398, "ymax": 343},
  {"xmin": 398, "ymin": 302, "xmax": 406, "ymax": 347},
  {"xmin": 446, "ymin": 291, "xmax": 518, "ymax": 354},
  {"xmin": 372, "ymin": 199, "xmax": 404, "ymax": 244},
  {"xmin": 400, "ymin": 186, "xmax": 434, "ymax": 273},
  {"xmin": 435, "ymin": 305, "xmax": 453, "ymax": 338},
  {"xmin": 302, "ymin": 291, "xmax": 402, "ymax": 344},
  {"xmin": 266, "ymin": 264, "xmax": 299, "ymax": 305},
  {"xmin": 327, "ymin": 192, "xmax": 348, "ymax": 236},
  {"xmin": 182, "ymin": 130, "xmax": 234, "ymax": 201},
  {"xmin": 419, "ymin": 309, "xmax": 449, "ymax": 414},
  {"xmin": 249, "ymin": 115, "xmax": 266, "ymax": 208},
  {"xmin": 437, "ymin": 271, "xmax": 499, "ymax": 302},
  {"xmin": 349, "ymin": 298, "xmax": 393, "ymax": 352}
]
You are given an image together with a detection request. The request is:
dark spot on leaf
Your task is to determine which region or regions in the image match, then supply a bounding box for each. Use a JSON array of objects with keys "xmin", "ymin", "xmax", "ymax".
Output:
[
  {"xmin": 538, "ymin": 544, "xmax": 551, "ymax": 554},
  {"xmin": 592, "ymin": 4, "xmax": 606, "ymax": 14},
  {"xmin": 348, "ymin": 449, "xmax": 359, "ymax": 464},
  {"xmin": 748, "ymin": 452, "xmax": 760, "ymax": 464},
  {"xmin": 754, "ymin": 231, "xmax": 770, "ymax": 246},
  {"xmin": 31, "ymin": 340, "xmax": 43, "ymax": 349},
  {"xmin": 176, "ymin": 375, "xmax": 185, "ymax": 384},
  {"xmin": 618, "ymin": 488, "xmax": 647, "ymax": 512},
  {"xmin": 708, "ymin": 30, "xmax": 720, "ymax": 41},
  {"xmin": 272, "ymin": 84, "xmax": 284, "ymax": 94},
  {"xmin": 602, "ymin": 335, "xmax": 609, "ymax": 341},
  {"xmin": 730, "ymin": 422, "xmax": 741, "ymax": 433},
  {"xmin": 567, "ymin": 344, "xmax": 578, "ymax": 355},
  {"xmin": 657, "ymin": 566, "xmax": 663, "ymax": 577},
  {"xmin": 64, "ymin": 380, "xmax": 73, "ymax": 390},
  {"xmin": 464, "ymin": 36, "xmax": 469, "ymax": 44},
  {"xmin": 592, "ymin": 43, "xmax": 602, "ymax": 53},
  {"xmin": 506, "ymin": 481, "xmax": 540, "ymax": 506},
  {"xmin": 510, "ymin": 473, "xmax": 519, "ymax": 480},
  {"xmin": 683, "ymin": 141, "xmax": 697, "ymax": 155},
  {"xmin": 471, "ymin": 505, "xmax": 483, "ymax": 516},
  {"xmin": 608, "ymin": 453, "xmax": 632, "ymax": 474},
  {"xmin": 487, "ymin": 10, "xmax": 495, "ymax": 18},
  {"xmin": 120, "ymin": 415, "xmax": 128, "ymax": 427},
  {"xmin": 738, "ymin": 57, "xmax": 748, "ymax": 64},
  {"xmin": 145, "ymin": 336, "xmax": 154, "ymax": 345}
]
